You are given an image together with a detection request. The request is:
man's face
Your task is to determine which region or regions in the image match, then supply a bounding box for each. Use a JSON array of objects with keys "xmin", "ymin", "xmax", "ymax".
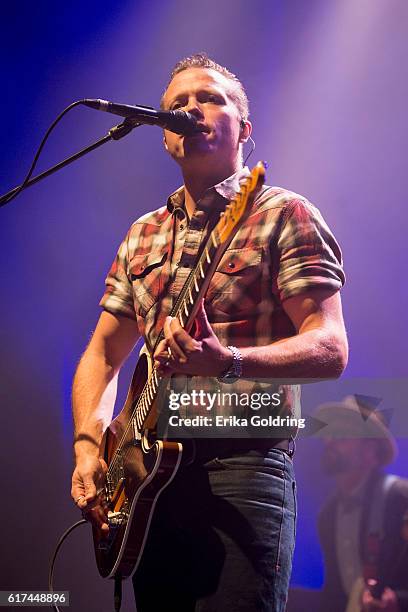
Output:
[
  {"xmin": 161, "ymin": 67, "xmax": 246, "ymax": 170},
  {"xmin": 321, "ymin": 438, "xmax": 364, "ymax": 476}
]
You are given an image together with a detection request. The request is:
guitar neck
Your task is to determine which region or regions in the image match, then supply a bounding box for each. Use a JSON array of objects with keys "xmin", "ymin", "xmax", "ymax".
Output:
[
  {"xmin": 159, "ymin": 165, "xmax": 266, "ymax": 338},
  {"xmin": 162, "ymin": 224, "xmax": 223, "ymax": 335},
  {"xmin": 110, "ymin": 162, "xmax": 266, "ymax": 461}
]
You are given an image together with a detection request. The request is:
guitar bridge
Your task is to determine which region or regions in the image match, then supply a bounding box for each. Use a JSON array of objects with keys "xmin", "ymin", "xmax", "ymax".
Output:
[
  {"xmin": 108, "ymin": 510, "xmax": 129, "ymax": 526},
  {"xmin": 97, "ymin": 510, "xmax": 130, "ymax": 552}
]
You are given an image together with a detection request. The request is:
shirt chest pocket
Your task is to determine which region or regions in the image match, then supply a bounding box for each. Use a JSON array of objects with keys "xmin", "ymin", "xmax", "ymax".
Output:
[
  {"xmin": 128, "ymin": 252, "xmax": 167, "ymax": 317},
  {"xmin": 207, "ymin": 247, "xmax": 264, "ymax": 315}
]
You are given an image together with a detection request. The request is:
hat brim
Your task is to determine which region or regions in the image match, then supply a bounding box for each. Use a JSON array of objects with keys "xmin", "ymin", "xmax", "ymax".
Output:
[{"xmin": 314, "ymin": 400, "xmax": 397, "ymax": 465}]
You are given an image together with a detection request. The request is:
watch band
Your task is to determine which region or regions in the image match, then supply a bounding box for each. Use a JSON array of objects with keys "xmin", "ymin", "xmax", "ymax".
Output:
[{"xmin": 217, "ymin": 345, "xmax": 243, "ymax": 384}]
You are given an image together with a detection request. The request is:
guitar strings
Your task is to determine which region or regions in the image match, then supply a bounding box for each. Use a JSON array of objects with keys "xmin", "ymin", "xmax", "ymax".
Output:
[
  {"xmin": 106, "ymin": 173, "xmax": 256, "ymax": 483},
  {"xmin": 106, "ymin": 242, "xmax": 213, "ymax": 481},
  {"xmin": 106, "ymin": 264, "xmax": 201, "ymax": 481},
  {"xmin": 103, "ymin": 183, "xmax": 254, "ymax": 533},
  {"xmin": 105, "ymin": 171, "xmax": 259, "ymax": 492},
  {"xmin": 107, "ymin": 207, "xmax": 227, "ymax": 476}
]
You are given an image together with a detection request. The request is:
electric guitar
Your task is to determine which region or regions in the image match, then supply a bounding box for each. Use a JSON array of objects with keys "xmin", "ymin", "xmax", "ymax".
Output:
[{"xmin": 94, "ymin": 162, "xmax": 266, "ymax": 579}]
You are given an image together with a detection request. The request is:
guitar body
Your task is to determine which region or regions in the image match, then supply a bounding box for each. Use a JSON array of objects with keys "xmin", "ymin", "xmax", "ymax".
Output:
[{"xmin": 93, "ymin": 350, "xmax": 183, "ymax": 579}]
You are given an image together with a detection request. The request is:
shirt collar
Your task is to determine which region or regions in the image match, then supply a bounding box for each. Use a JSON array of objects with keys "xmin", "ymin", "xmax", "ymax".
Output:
[{"xmin": 166, "ymin": 166, "xmax": 251, "ymax": 216}]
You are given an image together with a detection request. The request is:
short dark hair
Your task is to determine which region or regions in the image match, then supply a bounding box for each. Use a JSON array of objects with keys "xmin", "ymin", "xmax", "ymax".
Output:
[{"xmin": 161, "ymin": 53, "xmax": 249, "ymax": 120}]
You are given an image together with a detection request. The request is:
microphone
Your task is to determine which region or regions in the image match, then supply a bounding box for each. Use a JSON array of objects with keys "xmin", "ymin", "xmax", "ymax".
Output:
[{"xmin": 82, "ymin": 99, "xmax": 201, "ymax": 135}]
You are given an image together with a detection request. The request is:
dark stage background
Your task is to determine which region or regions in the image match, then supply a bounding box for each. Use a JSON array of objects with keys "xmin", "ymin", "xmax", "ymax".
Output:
[{"xmin": 1, "ymin": 1, "xmax": 407, "ymax": 610}]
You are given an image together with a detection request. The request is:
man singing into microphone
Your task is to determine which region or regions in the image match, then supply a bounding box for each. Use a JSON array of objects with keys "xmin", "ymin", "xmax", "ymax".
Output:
[{"xmin": 71, "ymin": 54, "xmax": 348, "ymax": 611}]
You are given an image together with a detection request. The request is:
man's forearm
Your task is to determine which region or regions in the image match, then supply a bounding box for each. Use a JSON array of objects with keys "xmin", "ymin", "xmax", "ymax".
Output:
[
  {"xmin": 72, "ymin": 351, "xmax": 118, "ymax": 458},
  {"xmin": 156, "ymin": 293, "xmax": 348, "ymax": 380},
  {"xmin": 240, "ymin": 328, "xmax": 348, "ymax": 380}
]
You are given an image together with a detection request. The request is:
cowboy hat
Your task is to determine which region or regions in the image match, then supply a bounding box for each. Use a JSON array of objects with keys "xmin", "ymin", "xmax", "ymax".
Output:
[{"xmin": 314, "ymin": 395, "xmax": 397, "ymax": 465}]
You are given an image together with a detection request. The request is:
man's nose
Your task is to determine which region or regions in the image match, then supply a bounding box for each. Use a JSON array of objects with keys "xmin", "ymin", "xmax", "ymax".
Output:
[{"xmin": 185, "ymin": 99, "xmax": 204, "ymax": 119}]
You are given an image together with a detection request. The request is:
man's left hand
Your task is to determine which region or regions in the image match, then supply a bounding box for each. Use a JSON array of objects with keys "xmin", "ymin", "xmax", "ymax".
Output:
[{"xmin": 154, "ymin": 300, "xmax": 232, "ymax": 377}]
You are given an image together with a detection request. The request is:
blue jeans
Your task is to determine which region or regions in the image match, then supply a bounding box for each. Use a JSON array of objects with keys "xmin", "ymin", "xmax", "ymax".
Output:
[{"xmin": 133, "ymin": 448, "xmax": 297, "ymax": 611}]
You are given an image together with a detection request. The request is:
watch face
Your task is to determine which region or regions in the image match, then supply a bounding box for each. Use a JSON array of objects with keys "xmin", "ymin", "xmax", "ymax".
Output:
[
  {"xmin": 217, "ymin": 345, "xmax": 242, "ymax": 384},
  {"xmin": 222, "ymin": 373, "xmax": 239, "ymax": 384}
]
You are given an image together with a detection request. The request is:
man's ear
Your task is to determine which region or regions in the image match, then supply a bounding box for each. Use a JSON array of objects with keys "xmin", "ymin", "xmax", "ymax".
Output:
[
  {"xmin": 239, "ymin": 119, "xmax": 252, "ymax": 144},
  {"xmin": 163, "ymin": 135, "xmax": 169, "ymax": 151}
]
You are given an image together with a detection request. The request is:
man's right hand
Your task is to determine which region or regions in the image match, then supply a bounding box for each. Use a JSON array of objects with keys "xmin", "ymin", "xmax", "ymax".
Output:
[
  {"xmin": 71, "ymin": 455, "xmax": 110, "ymax": 535},
  {"xmin": 70, "ymin": 312, "xmax": 140, "ymax": 534}
]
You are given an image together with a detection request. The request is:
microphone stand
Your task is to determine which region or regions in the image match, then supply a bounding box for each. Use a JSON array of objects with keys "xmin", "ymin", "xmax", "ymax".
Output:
[{"xmin": 0, "ymin": 118, "xmax": 141, "ymax": 207}]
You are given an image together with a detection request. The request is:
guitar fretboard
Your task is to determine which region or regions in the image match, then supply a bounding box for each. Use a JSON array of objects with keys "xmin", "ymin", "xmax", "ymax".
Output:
[{"xmin": 106, "ymin": 163, "xmax": 265, "ymax": 489}]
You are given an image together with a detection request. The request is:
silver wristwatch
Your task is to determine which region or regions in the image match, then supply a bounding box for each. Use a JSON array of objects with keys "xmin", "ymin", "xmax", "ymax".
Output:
[{"xmin": 217, "ymin": 346, "xmax": 243, "ymax": 384}]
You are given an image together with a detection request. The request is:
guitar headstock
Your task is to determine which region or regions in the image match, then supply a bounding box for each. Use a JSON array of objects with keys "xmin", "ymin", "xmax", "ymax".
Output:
[{"xmin": 217, "ymin": 161, "xmax": 266, "ymax": 244}]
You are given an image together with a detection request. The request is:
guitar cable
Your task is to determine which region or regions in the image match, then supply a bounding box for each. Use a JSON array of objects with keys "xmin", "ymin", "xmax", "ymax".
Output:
[
  {"xmin": 49, "ymin": 519, "xmax": 124, "ymax": 612},
  {"xmin": 0, "ymin": 100, "xmax": 139, "ymax": 209},
  {"xmin": 0, "ymin": 101, "xmax": 84, "ymax": 208},
  {"xmin": 48, "ymin": 518, "xmax": 87, "ymax": 612}
]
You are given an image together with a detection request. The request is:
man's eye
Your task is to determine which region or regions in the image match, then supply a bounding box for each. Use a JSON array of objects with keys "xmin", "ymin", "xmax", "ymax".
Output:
[{"xmin": 171, "ymin": 102, "xmax": 182, "ymax": 110}]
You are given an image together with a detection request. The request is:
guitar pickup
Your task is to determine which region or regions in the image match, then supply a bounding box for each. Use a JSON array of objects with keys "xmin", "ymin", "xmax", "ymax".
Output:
[{"xmin": 109, "ymin": 477, "xmax": 127, "ymax": 512}]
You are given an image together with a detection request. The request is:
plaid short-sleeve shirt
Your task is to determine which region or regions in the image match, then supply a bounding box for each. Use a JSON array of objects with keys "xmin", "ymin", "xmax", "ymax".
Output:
[
  {"xmin": 100, "ymin": 168, "xmax": 345, "ymax": 431},
  {"xmin": 100, "ymin": 167, "xmax": 345, "ymax": 352}
]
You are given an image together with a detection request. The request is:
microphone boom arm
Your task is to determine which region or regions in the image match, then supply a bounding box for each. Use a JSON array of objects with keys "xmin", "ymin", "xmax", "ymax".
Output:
[{"xmin": 0, "ymin": 119, "xmax": 140, "ymax": 207}]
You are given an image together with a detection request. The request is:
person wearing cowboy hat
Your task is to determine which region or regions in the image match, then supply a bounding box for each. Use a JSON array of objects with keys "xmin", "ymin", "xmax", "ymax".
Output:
[{"xmin": 315, "ymin": 395, "xmax": 408, "ymax": 612}]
